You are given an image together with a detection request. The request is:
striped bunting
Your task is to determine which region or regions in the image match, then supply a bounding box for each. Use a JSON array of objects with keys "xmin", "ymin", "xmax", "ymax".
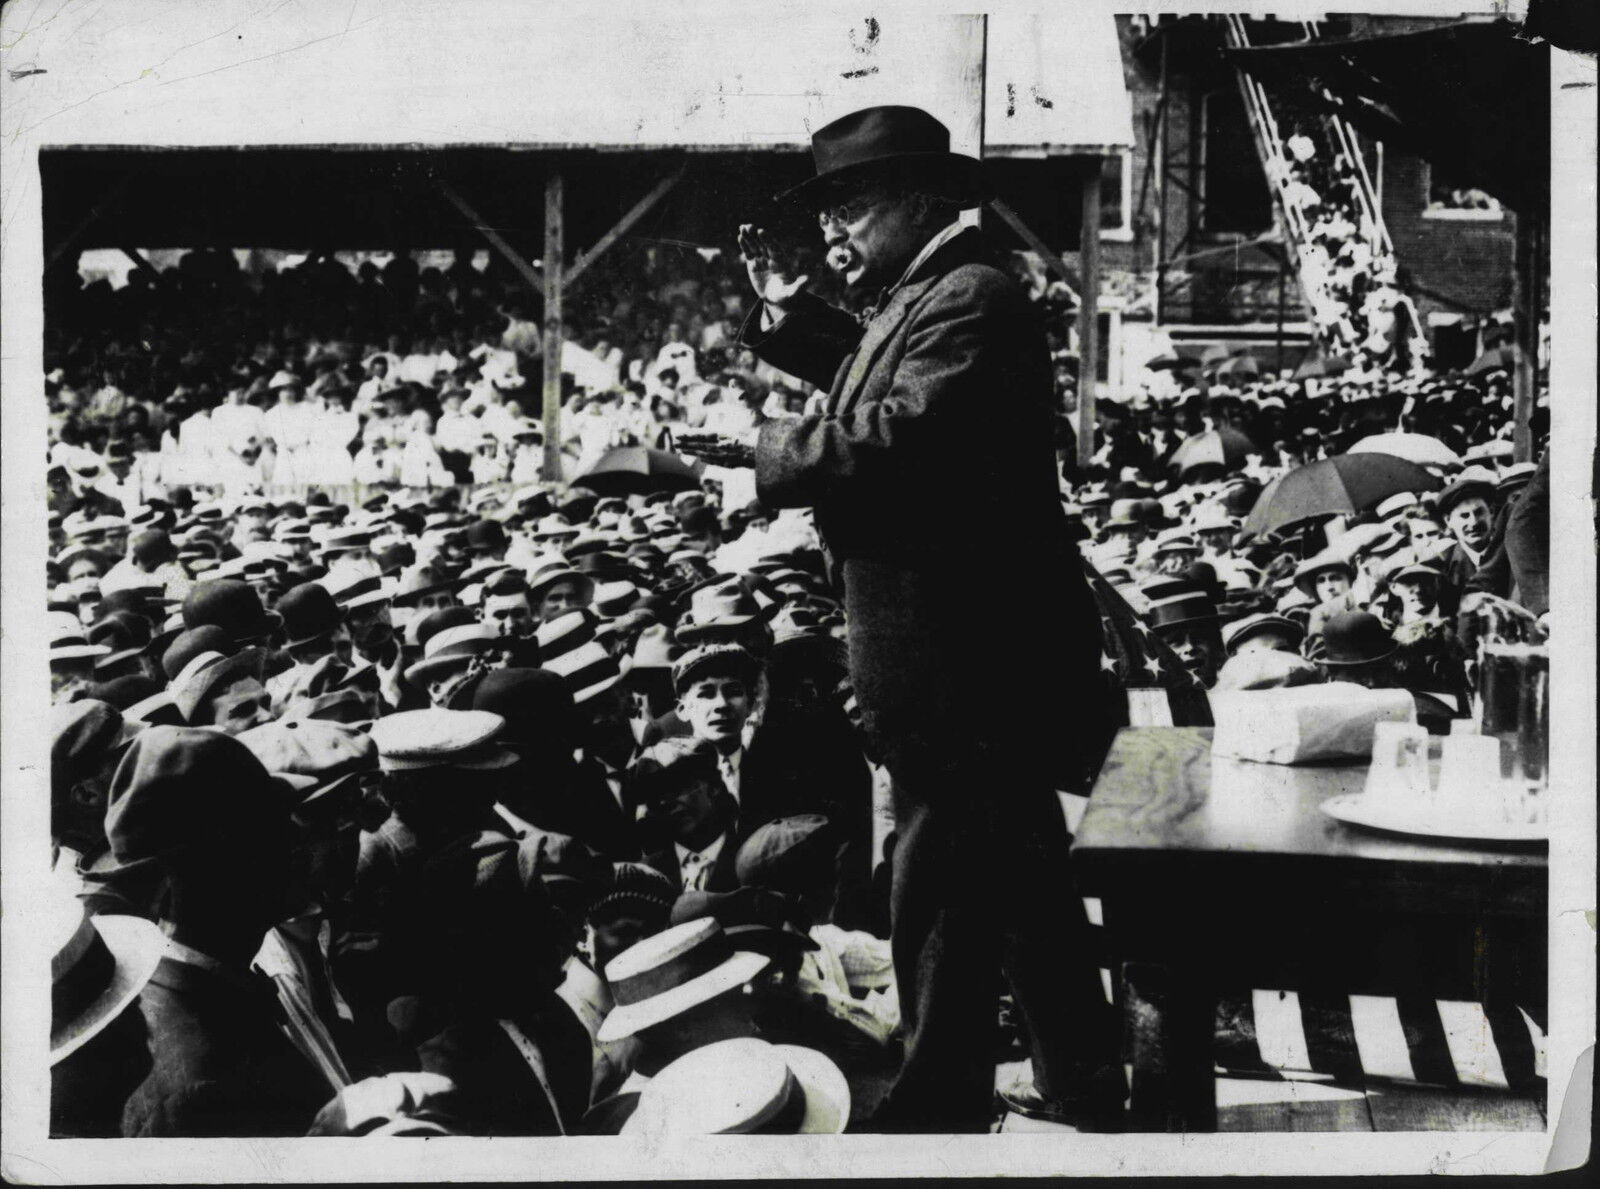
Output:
[{"xmin": 1207, "ymin": 986, "xmax": 1545, "ymax": 1094}]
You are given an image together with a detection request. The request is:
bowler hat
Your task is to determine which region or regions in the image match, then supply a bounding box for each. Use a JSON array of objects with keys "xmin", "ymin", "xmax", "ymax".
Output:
[
  {"xmin": 277, "ymin": 582, "xmax": 344, "ymax": 649},
  {"xmin": 467, "ymin": 667, "xmax": 577, "ymax": 757},
  {"xmin": 182, "ymin": 579, "xmax": 281, "ymax": 643},
  {"xmin": 778, "ymin": 105, "xmax": 987, "ymax": 207},
  {"xmin": 162, "ymin": 625, "xmax": 234, "ymax": 680},
  {"xmin": 1318, "ymin": 611, "xmax": 1397, "ymax": 666}
]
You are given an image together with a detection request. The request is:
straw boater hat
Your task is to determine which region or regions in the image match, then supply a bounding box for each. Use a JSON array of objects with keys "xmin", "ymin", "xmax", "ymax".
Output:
[
  {"xmin": 403, "ymin": 623, "xmax": 501, "ymax": 688},
  {"xmin": 596, "ymin": 918, "xmax": 770, "ymax": 1043},
  {"xmin": 51, "ymin": 612, "xmax": 111, "ymax": 664},
  {"xmin": 623, "ymin": 1038, "xmax": 849, "ymax": 1136},
  {"xmin": 49, "ymin": 885, "xmax": 167, "ymax": 1065}
]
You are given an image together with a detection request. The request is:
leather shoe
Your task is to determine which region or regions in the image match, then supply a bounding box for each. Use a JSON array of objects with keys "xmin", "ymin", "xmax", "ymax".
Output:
[{"xmin": 997, "ymin": 1068, "xmax": 1128, "ymax": 1131}]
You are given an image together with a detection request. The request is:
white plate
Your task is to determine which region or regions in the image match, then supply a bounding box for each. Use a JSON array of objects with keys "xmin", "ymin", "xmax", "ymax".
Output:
[{"xmin": 1321, "ymin": 794, "xmax": 1548, "ymax": 845}]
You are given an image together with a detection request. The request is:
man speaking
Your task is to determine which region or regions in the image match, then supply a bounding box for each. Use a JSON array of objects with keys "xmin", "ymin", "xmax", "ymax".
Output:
[{"xmin": 678, "ymin": 105, "xmax": 1121, "ymax": 1132}]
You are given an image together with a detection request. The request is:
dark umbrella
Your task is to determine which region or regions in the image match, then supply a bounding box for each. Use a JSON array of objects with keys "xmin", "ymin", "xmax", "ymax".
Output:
[
  {"xmin": 1463, "ymin": 345, "xmax": 1519, "ymax": 377},
  {"xmin": 1293, "ymin": 355, "xmax": 1353, "ymax": 381},
  {"xmin": 577, "ymin": 446, "xmax": 704, "ymax": 496},
  {"xmin": 1143, "ymin": 352, "xmax": 1199, "ymax": 373},
  {"xmin": 1168, "ymin": 427, "xmax": 1259, "ymax": 479},
  {"xmin": 1240, "ymin": 453, "xmax": 1444, "ymax": 540}
]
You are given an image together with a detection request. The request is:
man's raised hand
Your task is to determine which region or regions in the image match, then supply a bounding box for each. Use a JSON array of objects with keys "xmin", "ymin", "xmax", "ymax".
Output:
[{"xmin": 738, "ymin": 224, "xmax": 809, "ymax": 311}]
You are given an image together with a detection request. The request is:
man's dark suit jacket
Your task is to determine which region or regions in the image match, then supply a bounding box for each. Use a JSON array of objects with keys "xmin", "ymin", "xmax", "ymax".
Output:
[
  {"xmin": 121, "ymin": 956, "xmax": 329, "ymax": 1137},
  {"xmin": 741, "ymin": 228, "xmax": 1110, "ymax": 792}
]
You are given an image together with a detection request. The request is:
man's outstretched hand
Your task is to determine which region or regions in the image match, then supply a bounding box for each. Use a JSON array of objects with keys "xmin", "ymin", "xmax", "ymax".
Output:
[
  {"xmin": 738, "ymin": 224, "xmax": 809, "ymax": 312},
  {"xmin": 676, "ymin": 428, "xmax": 758, "ymax": 469}
]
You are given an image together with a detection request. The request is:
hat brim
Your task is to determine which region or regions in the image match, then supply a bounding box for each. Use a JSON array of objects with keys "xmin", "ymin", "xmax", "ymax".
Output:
[
  {"xmin": 50, "ymin": 915, "xmax": 168, "ymax": 1063},
  {"xmin": 403, "ymin": 651, "xmax": 480, "ymax": 688},
  {"xmin": 774, "ymin": 1044, "xmax": 851, "ymax": 1134},
  {"xmin": 596, "ymin": 949, "xmax": 770, "ymax": 1043},
  {"xmin": 777, "ymin": 151, "xmax": 989, "ymax": 208},
  {"xmin": 723, "ymin": 923, "xmax": 820, "ymax": 956},
  {"xmin": 1319, "ymin": 643, "xmax": 1398, "ymax": 666},
  {"xmin": 51, "ymin": 644, "xmax": 112, "ymax": 662}
]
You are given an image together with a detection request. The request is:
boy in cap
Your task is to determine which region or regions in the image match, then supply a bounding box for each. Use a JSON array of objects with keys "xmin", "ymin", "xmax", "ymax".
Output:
[{"xmin": 671, "ymin": 644, "xmax": 760, "ymax": 806}]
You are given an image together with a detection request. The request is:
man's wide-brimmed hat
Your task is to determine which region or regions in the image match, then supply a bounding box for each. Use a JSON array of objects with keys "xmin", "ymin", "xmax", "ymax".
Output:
[
  {"xmin": 50, "ymin": 885, "xmax": 167, "ymax": 1064},
  {"xmin": 777, "ymin": 105, "xmax": 988, "ymax": 208}
]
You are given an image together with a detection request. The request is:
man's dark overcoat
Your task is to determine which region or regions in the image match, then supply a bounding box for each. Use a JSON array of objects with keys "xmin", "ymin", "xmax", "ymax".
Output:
[{"xmin": 740, "ymin": 227, "xmax": 1119, "ymax": 1130}]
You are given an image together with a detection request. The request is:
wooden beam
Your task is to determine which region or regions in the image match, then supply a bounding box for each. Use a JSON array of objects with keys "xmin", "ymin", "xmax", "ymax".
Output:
[
  {"xmin": 565, "ymin": 166, "xmax": 685, "ymax": 288},
  {"xmin": 1076, "ymin": 164, "xmax": 1103, "ymax": 471},
  {"xmin": 988, "ymin": 196, "xmax": 1080, "ymax": 298},
  {"xmin": 434, "ymin": 179, "xmax": 544, "ymax": 295},
  {"xmin": 542, "ymin": 173, "xmax": 565, "ymax": 483},
  {"xmin": 118, "ymin": 245, "xmax": 155, "ymax": 273}
]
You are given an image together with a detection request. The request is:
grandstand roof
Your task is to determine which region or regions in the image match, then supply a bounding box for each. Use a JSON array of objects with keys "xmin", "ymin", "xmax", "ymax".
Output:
[
  {"xmin": 12, "ymin": 6, "xmax": 1130, "ymax": 154},
  {"xmin": 21, "ymin": 6, "xmax": 1131, "ymax": 256}
]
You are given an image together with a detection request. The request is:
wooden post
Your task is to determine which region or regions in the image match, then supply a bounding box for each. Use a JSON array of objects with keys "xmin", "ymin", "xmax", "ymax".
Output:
[
  {"xmin": 542, "ymin": 171, "xmax": 565, "ymax": 483},
  {"xmin": 1511, "ymin": 206, "xmax": 1543, "ymax": 464},
  {"xmin": 1076, "ymin": 160, "xmax": 1103, "ymax": 471}
]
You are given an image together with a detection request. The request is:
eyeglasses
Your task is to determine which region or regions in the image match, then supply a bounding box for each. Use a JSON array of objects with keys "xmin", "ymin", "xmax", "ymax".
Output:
[{"xmin": 816, "ymin": 191, "xmax": 894, "ymax": 231}]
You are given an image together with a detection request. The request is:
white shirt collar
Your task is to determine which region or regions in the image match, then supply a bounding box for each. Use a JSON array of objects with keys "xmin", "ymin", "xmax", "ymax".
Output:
[{"xmin": 675, "ymin": 832, "xmax": 727, "ymax": 881}]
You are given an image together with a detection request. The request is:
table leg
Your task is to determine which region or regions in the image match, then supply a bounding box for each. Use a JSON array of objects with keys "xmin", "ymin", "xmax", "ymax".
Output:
[{"xmin": 1124, "ymin": 961, "xmax": 1217, "ymax": 1132}]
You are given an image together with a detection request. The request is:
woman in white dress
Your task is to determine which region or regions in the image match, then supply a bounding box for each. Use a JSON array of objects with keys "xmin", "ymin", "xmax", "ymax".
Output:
[
  {"xmin": 307, "ymin": 386, "xmax": 361, "ymax": 486},
  {"xmin": 399, "ymin": 411, "xmax": 454, "ymax": 489}
]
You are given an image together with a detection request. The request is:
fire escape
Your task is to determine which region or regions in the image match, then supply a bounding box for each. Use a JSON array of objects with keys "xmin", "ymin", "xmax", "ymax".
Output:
[{"xmin": 1221, "ymin": 15, "xmax": 1430, "ymax": 367}]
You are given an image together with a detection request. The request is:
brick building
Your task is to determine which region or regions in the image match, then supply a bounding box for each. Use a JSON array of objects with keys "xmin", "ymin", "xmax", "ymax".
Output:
[{"xmin": 1072, "ymin": 14, "xmax": 1519, "ymax": 392}]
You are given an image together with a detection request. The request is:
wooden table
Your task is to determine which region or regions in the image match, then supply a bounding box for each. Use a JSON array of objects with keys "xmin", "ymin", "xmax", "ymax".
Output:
[{"xmin": 1071, "ymin": 727, "xmax": 1547, "ymax": 1132}]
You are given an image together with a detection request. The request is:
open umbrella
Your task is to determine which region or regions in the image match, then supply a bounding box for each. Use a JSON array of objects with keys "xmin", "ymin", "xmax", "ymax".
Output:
[
  {"xmin": 577, "ymin": 446, "xmax": 704, "ymax": 496},
  {"xmin": 1241, "ymin": 453, "xmax": 1444, "ymax": 540},
  {"xmin": 1293, "ymin": 355, "xmax": 1352, "ymax": 381},
  {"xmin": 1463, "ymin": 344, "xmax": 1519, "ymax": 377},
  {"xmin": 1347, "ymin": 432, "xmax": 1462, "ymax": 469},
  {"xmin": 1212, "ymin": 354, "xmax": 1261, "ymax": 381},
  {"xmin": 1168, "ymin": 427, "xmax": 1259, "ymax": 479}
]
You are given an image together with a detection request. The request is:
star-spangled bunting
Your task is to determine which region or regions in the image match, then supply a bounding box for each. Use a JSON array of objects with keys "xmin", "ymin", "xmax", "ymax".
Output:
[{"xmin": 1083, "ymin": 563, "xmax": 1213, "ymax": 729}]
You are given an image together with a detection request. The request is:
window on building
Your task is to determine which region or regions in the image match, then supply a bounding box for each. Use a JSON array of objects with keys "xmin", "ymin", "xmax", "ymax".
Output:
[
  {"xmin": 1424, "ymin": 162, "xmax": 1503, "ymax": 218},
  {"xmin": 1100, "ymin": 151, "xmax": 1133, "ymax": 241}
]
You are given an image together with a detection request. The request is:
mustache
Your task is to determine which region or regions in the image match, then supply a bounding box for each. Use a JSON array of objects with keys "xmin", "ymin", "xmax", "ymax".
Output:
[{"xmin": 827, "ymin": 246, "xmax": 857, "ymax": 273}]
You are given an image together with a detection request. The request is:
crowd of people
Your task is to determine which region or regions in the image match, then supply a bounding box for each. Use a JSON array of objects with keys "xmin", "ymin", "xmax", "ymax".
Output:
[
  {"xmin": 1271, "ymin": 121, "xmax": 1424, "ymax": 367},
  {"xmin": 44, "ymin": 238, "xmax": 1548, "ymax": 1139}
]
